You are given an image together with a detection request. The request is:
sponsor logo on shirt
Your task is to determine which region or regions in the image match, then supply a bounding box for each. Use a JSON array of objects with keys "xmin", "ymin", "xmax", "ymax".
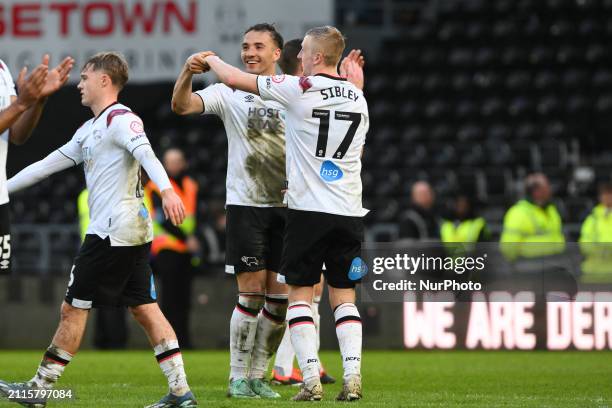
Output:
[
  {"xmin": 266, "ymin": 77, "xmax": 272, "ymax": 89},
  {"xmin": 130, "ymin": 134, "xmax": 146, "ymax": 143},
  {"xmin": 320, "ymin": 160, "xmax": 343, "ymax": 182},
  {"xmin": 244, "ymin": 94, "xmax": 255, "ymax": 102}
]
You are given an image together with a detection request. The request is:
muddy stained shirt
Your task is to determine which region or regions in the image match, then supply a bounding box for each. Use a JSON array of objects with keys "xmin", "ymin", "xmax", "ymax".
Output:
[
  {"xmin": 58, "ymin": 103, "xmax": 153, "ymax": 246},
  {"xmin": 195, "ymin": 84, "xmax": 286, "ymax": 207},
  {"xmin": 0, "ymin": 60, "xmax": 16, "ymax": 206}
]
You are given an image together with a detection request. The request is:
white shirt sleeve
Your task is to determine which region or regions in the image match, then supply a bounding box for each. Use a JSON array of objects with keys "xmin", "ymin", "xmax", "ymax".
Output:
[
  {"xmin": 57, "ymin": 132, "xmax": 84, "ymax": 165},
  {"xmin": 132, "ymin": 144, "xmax": 172, "ymax": 192},
  {"xmin": 194, "ymin": 83, "xmax": 229, "ymax": 116},
  {"xmin": 8, "ymin": 150, "xmax": 77, "ymax": 194},
  {"xmin": 0, "ymin": 60, "xmax": 16, "ymax": 96},
  {"xmin": 256, "ymin": 74, "xmax": 302, "ymax": 107},
  {"xmin": 110, "ymin": 113, "xmax": 172, "ymax": 191},
  {"xmin": 110, "ymin": 112, "xmax": 152, "ymax": 155}
]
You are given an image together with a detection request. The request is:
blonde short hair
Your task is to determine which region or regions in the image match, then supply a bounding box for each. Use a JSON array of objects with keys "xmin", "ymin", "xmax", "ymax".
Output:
[
  {"xmin": 83, "ymin": 51, "xmax": 129, "ymax": 90},
  {"xmin": 305, "ymin": 26, "xmax": 346, "ymax": 67}
]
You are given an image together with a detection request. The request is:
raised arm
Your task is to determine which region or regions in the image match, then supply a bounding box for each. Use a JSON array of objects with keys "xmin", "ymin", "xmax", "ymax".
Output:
[
  {"xmin": 171, "ymin": 51, "xmax": 215, "ymax": 115},
  {"xmin": 8, "ymin": 150, "xmax": 77, "ymax": 194},
  {"xmin": 10, "ymin": 55, "xmax": 74, "ymax": 145},
  {"xmin": 205, "ymin": 55, "xmax": 259, "ymax": 95}
]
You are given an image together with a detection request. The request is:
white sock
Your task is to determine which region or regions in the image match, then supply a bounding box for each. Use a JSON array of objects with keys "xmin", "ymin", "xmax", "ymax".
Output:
[
  {"xmin": 154, "ymin": 340, "xmax": 189, "ymax": 396},
  {"xmin": 249, "ymin": 295, "xmax": 288, "ymax": 379},
  {"xmin": 287, "ymin": 301, "xmax": 320, "ymax": 386},
  {"xmin": 31, "ymin": 345, "xmax": 73, "ymax": 389},
  {"xmin": 273, "ymin": 324, "xmax": 295, "ymax": 377},
  {"xmin": 312, "ymin": 297, "xmax": 321, "ymax": 352},
  {"xmin": 334, "ymin": 303, "xmax": 362, "ymax": 380},
  {"xmin": 229, "ymin": 293, "xmax": 264, "ymax": 380}
]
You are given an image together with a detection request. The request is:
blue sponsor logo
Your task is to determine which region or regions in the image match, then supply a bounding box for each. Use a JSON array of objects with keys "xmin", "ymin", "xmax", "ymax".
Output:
[
  {"xmin": 348, "ymin": 257, "xmax": 368, "ymax": 281},
  {"xmin": 320, "ymin": 160, "xmax": 343, "ymax": 182},
  {"xmin": 139, "ymin": 205, "xmax": 149, "ymax": 219},
  {"xmin": 150, "ymin": 275, "xmax": 157, "ymax": 300}
]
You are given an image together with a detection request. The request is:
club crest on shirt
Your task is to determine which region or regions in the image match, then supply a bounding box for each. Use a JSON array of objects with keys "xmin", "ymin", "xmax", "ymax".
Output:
[
  {"xmin": 271, "ymin": 74, "xmax": 285, "ymax": 83},
  {"xmin": 130, "ymin": 121, "xmax": 144, "ymax": 133}
]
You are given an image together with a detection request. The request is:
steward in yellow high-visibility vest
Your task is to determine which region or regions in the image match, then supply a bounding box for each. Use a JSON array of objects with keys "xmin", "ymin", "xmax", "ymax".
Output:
[
  {"xmin": 579, "ymin": 183, "xmax": 612, "ymax": 282},
  {"xmin": 441, "ymin": 195, "xmax": 490, "ymax": 259},
  {"xmin": 77, "ymin": 189, "xmax": 89, "ymax": 242},
  {"xmin": 143, "ymin": 148, "xmax": 199, "ymax": 348},
  {"xmin": 441, "ymin": 195, "xmax": 490, "ymax": 255},
  {"xmin": 500, "ymin": 173, "xmax": 565, "ymax": 262}
]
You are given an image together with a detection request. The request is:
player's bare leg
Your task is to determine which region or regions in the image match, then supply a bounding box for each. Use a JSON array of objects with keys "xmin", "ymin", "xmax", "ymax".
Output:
[
  {"xmin": 287, "ymin": 285, "xmax": 323, "ymax": 401},
  {"xmin": 329, "ymin": 287, "xmax": 362, "ymax": 401},
  {"xmin": 130, "ymin": 303, "xmax": 197, "ymax": 408},
  {"xmin": 313, "ymin": 276, "xmax": 335, "ymax": 384},
  {"xmin": 0, "ymin": 302, "xmax": 87, "ymax": 407},
  {"xmin": 228, "ymin": 270, "xmax": 266, "ymax": 398}
]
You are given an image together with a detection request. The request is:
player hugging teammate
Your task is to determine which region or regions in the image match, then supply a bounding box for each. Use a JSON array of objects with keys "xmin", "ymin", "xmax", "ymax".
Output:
[{"xmin": 198, "ymin": 24, "xmax": 369, "ymax": 401}]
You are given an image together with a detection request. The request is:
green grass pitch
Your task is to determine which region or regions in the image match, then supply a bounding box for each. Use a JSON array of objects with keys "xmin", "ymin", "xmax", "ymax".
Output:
[{"xmin": 0, "ymin": 350, "xmax": 610, "ymax": 407}]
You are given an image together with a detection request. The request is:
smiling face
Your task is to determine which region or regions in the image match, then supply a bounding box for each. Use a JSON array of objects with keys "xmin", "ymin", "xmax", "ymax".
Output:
[{"xmin": 241, "ymin": 30, "xmax": 281, "ymax": 75}]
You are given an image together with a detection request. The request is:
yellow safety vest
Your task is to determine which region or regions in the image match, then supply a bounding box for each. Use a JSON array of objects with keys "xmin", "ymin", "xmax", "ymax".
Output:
[
  {"xmin": 441, "ymin": 217, "xmax": 486, "ymax": 256},
  {"xmin": 579, "ymin": 204, "xmax": 612, "ymax": 281},
  {"xmin": 77, "ymin": 189, "xmax": 89, "ymax": 242},
  {"xmin": 499, "ymin": 199, "xmax": 565, "ymax": 261}
]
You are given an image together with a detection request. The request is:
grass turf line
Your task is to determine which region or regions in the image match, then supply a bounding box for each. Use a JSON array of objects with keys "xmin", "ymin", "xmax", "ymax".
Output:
[{"xmin": 0, "ymin": 350, "xmax": 610, "ymax": 407}]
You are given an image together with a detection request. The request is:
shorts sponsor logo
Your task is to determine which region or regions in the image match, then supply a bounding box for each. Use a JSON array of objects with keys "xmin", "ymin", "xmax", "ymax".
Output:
[
  {"xmin": 150, "ymin": 275, "xmax": 157, "ymax": 300},
  {"xmin": 348, "ymin": 257, "xmax": 368, "ymax": 281},
  {"xmin": 271, "ymin": 74, "xmax": 285, "ymax": 83},
  {"xmin": 130, "ymin": 120, "xmax": 144, "ymax": 133},
  {"xmin": 241, "ymin": 256, "xmax": 259, "ymax": 267},
  {"xmin": 320, "ymin": 160, "xmax": 343, "ymax": 182}
]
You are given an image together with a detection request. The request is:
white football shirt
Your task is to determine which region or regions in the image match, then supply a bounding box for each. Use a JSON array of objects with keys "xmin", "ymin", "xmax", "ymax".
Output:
[
  {"xmin": 256, "ymin": 74, "xmax": 369, "ymax": 217},
  {"xmin": 58, "ymin": 103, "xmax": 154, "ymax": 246},
  {"xmin": 195, "ymin": 84, "xmax": 286, "ymax": 207},
  {"xmin": 0, "ymin": 60, "xmax": 17, "ymax": 205}
]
